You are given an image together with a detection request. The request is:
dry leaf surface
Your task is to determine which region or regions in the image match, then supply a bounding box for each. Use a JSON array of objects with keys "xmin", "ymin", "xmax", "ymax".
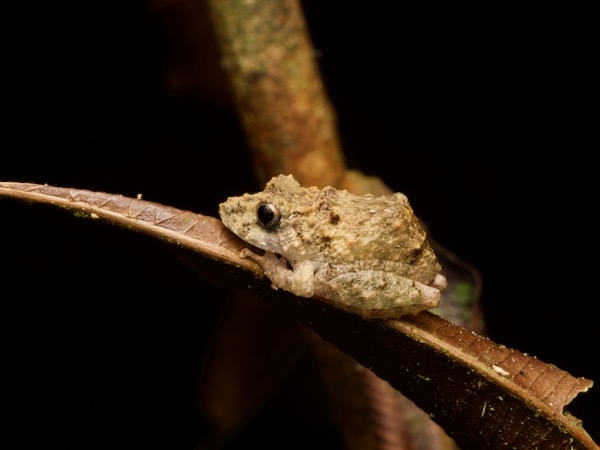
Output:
[{"xmin": 1, "ymin": 182, "xmax": 597, "ymax": 450}]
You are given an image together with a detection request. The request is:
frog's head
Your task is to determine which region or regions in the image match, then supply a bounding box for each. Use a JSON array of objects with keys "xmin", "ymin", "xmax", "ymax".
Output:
[
  {"xmin": 218, "ymin": 195, "xmax": 285, "ymax": 254},
  {"xmin": 219, "ymin": 175, "xmax": 307, "ymax": 255}
]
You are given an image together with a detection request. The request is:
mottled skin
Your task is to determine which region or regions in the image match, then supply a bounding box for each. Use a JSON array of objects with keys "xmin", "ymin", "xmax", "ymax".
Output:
[{"xmin": 219, "ymin": 175, "xmax": 446, "ymax": 318}]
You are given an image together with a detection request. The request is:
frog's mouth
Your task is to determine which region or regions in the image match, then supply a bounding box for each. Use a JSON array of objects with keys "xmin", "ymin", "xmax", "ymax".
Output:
[{"xmin": 243, "ymin": 227, "xmax": 285, "ymax": 255}]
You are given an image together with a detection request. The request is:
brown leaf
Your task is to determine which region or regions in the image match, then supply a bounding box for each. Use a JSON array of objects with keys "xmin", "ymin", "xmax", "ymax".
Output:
[{"xmin": 1, "ymin": 181, "xmax": 597, "ymax": 450}]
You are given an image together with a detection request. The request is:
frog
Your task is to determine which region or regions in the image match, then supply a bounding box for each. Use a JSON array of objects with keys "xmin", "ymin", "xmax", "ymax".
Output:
[{"xmin": 218, "ymin": 174, "xmax": 446, "ymax": 319}]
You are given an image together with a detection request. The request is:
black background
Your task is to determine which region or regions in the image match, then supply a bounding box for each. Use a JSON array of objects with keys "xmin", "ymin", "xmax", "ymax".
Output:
[{"xmin": 2, "ymin": 1, "xmax": 597, "ymax": 448}]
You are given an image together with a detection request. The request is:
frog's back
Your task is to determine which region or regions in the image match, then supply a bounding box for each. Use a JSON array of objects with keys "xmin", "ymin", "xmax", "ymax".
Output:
[{"xmin": 303, "ymin": 188, "xmax": 429, "ymax": 263}]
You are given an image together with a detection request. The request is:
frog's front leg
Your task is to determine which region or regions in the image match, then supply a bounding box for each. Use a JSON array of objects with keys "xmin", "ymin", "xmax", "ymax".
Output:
[{"xmin": 240, "ymin": 249, "xmax": 316, "ymax": 297}]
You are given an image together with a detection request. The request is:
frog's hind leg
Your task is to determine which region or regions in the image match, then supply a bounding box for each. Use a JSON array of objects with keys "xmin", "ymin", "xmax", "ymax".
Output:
[{"xmin": 318, "ymin": 270, "xmax": 441, "ymax": 319}]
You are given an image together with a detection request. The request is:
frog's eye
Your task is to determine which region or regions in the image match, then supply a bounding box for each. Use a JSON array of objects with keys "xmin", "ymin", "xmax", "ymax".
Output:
[{"xmin": 257, "ymin": 203, "xmax": 280, "ymax": 229}]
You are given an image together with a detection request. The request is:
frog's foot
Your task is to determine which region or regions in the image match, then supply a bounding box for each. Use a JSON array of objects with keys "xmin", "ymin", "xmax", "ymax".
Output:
[
  {"xmin": 433, "ymin": 273, "xmax": 448, "ymax": 291},
  {"xmin": 240, "ymin": 247, "xmax": 258, "ymax": 261}
]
